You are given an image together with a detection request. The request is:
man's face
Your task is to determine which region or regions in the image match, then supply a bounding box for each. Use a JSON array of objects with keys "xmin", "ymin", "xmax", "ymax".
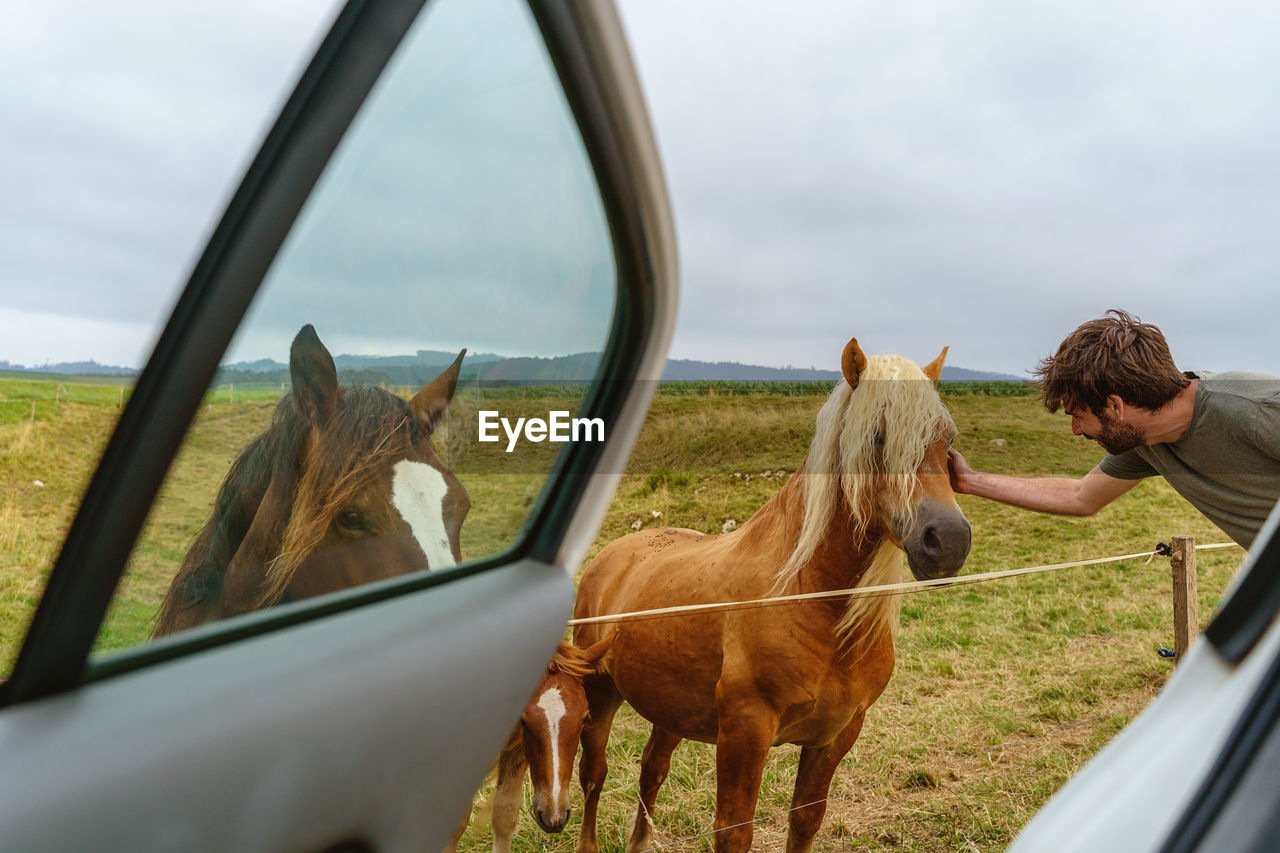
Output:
[{"xmin": 1067, "ymin": 407, "xmax": 1144, "ymax": 454}]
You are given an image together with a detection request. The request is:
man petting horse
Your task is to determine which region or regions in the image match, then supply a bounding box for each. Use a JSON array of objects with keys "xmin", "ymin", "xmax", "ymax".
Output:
[{"xmin": 947, "ymin": 309, "xmax": 1280, "ymax": 549}]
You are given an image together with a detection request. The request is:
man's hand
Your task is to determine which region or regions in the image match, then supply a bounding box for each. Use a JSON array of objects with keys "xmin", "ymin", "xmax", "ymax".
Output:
[{"xmin": 947, "ymin": 448, "xmax": 973, "ymax": 495}]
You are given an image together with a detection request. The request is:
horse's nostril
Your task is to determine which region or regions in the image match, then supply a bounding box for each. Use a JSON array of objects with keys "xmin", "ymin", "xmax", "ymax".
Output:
[{"xmin": 922, "ymin": 526, "xmax": 942, "ymax": 558}]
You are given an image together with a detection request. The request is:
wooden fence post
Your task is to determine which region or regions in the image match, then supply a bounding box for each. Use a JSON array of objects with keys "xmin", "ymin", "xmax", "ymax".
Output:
[{"xmin": 1170, "ymin": 535, "xmax": 1198, "ymax": 662}]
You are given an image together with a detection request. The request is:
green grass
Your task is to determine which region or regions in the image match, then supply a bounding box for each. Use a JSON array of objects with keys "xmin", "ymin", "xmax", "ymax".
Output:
[
  {"xmin": 0, "ymin": 374, "xmax": 1247, "ymax": 851},
  {"xmin": 453, "ymin": 390, "xmax": 1242, "ymax": 853}
]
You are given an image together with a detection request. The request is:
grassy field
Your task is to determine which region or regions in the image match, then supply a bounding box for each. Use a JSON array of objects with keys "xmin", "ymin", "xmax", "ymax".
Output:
[{"xmin": 0, "ymin": 376, "xmax": 1245, "ymax": 851}]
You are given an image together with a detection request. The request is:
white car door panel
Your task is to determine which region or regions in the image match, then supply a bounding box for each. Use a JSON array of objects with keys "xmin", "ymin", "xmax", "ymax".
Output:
[{"xmin": 1, "ymin": 560, "xmax": 571, "ymax": 852}]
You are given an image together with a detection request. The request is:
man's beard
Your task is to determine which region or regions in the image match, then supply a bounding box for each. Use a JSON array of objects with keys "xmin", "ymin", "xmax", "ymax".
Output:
[{"xmin": 1087, "ymin": 414, "xmax": 1144, "ymax": 454}]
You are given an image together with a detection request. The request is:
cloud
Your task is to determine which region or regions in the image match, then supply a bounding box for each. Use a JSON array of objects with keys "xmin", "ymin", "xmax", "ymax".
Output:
[
  {"xmin": 3, "ymin": 0, "xmax": 1279, "ymax": 378},
  {"xmin": 617, "ymin": 0, "xmax": 1280, "ymax": 375},
  {"xmin": 0, "ymin": 0, "xmax": 341, "ymax": 364}
]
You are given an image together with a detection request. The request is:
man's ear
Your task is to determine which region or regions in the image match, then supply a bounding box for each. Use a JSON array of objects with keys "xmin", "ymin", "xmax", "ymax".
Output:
[{"xmin": 1104, "ymin": 394, "xmax": 1126, "ymax": 419}]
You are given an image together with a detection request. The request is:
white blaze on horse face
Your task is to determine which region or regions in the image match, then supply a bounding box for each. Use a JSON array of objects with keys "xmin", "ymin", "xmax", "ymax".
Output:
[
  {"xmin": 390, "ymin": 460, "xmax": 455, "ymax": 570},
  {"xmin": 536, "ymin": 686, "xmax": 567, "ymax": 805}
]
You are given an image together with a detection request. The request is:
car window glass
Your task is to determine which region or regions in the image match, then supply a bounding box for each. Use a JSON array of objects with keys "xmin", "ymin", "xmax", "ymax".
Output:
[
  {"xmin": 0, "ymin": 0, "xmax": 342, "ymax": 679},
  {"xmin": 81, "ymin": 0, "xmax": 614, "ymax": 656}
]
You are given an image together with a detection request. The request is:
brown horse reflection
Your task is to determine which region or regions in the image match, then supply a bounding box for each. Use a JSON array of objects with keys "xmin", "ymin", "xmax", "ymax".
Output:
[
  {"xmin": 153, "ymin": 324, "xmax": 468, "ymax": 637},
  {"xmin": 573, "ymin": 337, "xmax": 971, "ymax": 853}
]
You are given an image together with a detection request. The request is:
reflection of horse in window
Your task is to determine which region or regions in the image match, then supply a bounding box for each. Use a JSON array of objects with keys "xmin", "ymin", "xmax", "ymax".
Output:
[
  {"xmin": 573, "ymin": 338, "xmax": 972, "ymax": 853},
  {"xmin": 153, "ymin": 324, "xmax": 468, "ymax": 637}
]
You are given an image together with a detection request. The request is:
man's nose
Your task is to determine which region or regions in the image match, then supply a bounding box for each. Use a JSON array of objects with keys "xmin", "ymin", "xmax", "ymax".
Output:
[{"xmin": 1071, "ymin": 419, "xmax": 1084, "ymax": 435}]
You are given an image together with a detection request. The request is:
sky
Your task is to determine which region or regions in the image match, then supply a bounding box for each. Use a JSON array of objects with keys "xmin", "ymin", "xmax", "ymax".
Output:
[{"xmin": 2, "ymin": 0, "xmax": 1279, "ymax": 376}]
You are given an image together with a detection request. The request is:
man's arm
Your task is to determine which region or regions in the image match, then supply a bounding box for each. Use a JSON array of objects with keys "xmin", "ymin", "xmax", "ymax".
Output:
[{"xmin": 947, "ymin": 448, "xmax": 1140, "ymax": 516}]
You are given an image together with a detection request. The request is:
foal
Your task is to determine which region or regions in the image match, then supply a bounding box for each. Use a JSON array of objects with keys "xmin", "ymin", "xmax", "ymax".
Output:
[{"xmin": 446, "ymin": 634, "xmax": 614, "ymax": 853}]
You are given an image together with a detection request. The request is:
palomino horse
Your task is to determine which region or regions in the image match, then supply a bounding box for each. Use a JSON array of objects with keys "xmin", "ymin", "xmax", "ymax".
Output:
[
  {"xmin": 446, "ymin": 634, "xmax": 615, "ymax": 853},
  {"xmin": 573, "ymin": 337, "xmax": 971, "ymax": 853},
  {"xmin": 153, "ymin": 324, "xmax": 469, "ymax": 636}
]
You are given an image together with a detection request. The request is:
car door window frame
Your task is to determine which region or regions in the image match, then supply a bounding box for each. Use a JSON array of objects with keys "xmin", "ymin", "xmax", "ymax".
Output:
[{"xmin": 1, "ymin": 0, "xmax": 659, "ymax": 707}]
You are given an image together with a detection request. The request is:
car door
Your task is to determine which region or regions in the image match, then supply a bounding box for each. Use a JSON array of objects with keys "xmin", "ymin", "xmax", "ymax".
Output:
[{"xmin": 0, "ymin": 0, "xmax": 675, "ymax": 849}]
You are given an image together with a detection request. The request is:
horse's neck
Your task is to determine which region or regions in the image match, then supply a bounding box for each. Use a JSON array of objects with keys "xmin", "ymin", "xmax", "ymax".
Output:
[
  {"xmin": 803, "ymin": 499, "xmax": 886, "ymax": 591},
  {"xmin": 743, "ymin": 465, "xmax": 886, "ymax": 594}
]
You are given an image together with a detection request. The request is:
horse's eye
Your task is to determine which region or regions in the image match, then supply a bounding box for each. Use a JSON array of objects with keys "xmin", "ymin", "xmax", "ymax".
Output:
[{"xmin": 338, "ymin": 510, "xmax": 370, "ymax": 532}]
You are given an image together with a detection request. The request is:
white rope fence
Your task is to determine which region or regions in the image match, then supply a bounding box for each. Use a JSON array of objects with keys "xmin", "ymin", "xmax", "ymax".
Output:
[{"xmin": 568, "ymin": 542, "xmax": 1242, "ymax": 627}]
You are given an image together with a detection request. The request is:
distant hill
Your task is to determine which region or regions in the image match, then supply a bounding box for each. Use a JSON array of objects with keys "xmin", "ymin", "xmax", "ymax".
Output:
[
  {"xmin": 937, "ymin": 365, "xmax": 1026, "ymax": 382},
  {"xmin": 217, "ymin": 351, "xmax": 599, "ymax": 386},
  {"xmin": 219, "ymin": 352, "xmax": 1024, "ymax": 384},
  {"xmin": 660, "ymin": 359, "xmax": 1024, "ymax": 383},
  {"xmin": 2, "ymin": 352, "xmax": 1025, "ymax": 384},
  {"xmin": 333, "ymin": 350, "xmax": 503, "ymax": 371},
  {"xmin": 0, "ymin": 359, "xmax": 139, "ymax": 377}
]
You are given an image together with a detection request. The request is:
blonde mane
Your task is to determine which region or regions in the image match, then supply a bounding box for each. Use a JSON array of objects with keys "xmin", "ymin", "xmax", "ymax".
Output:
[{"xmin": 777, "ymin": 354, "xmax": 954, "ymax": 647}]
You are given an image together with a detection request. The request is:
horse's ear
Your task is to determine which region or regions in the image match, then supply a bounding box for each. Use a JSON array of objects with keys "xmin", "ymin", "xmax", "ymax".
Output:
[
  {"xmin": 841, "ymin": 337, "xmax": 868, "ymax": 390},
  {"xmin": 290, "ymin": 324, "xmax": 342, "ymax": 426},
  {"xmin": 582, "ymin": 628, "xmax": 618, "ymax": 672},
  {"xmin": 410, "ymin": 349, "xmax": 466, "ymax": 436},
  {"xmin": 921, "ymin": 345, "xmax": 949, "ymax": 385}
]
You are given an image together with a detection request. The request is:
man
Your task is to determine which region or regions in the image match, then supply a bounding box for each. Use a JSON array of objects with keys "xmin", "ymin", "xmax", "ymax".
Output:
[{"xmin": 947, "ymin": 309, "xmax": 1280, "ymax": 549}]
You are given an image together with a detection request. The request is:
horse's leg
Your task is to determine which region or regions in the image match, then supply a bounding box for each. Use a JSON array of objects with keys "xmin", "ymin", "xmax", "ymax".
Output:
[
  {"xmin": 784, "ymin": 711, "xmax": 867, "ymax": 853},
  {"xmin": 625, "ymin": 725, "xmax": 683, "ymax": 853},
  {"xmin": 576, "ymin": 678, "xmax": 624, "ymax": 853},
  {"xmin": 712, "ymin": 702, "xmax": 778, "ymax": 853},
  {"xmin": 491, "ymin": 739, "xmax": 528, "ymax": 853}
]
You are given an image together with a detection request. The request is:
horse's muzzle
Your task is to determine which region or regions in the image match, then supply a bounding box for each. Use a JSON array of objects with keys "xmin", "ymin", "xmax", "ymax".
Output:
[
  {"xmin": 903, "ymin": 502, "xmax": 971, "ymax": 580},
  {"xmin": 532, "ymin": 804, "xmax": 571, "ymax": 834}
]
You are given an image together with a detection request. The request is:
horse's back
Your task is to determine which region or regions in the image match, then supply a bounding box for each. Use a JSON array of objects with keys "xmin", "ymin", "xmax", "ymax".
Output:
[{"xmin": 575, "ymin": 527, "xmax": 724, "ymax": 627}]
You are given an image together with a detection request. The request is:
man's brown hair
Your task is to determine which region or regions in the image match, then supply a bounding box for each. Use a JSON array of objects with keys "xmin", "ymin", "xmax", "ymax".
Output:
[{"xmin": 1034, "ymin": 309, "xmax": 1191, "ymax": 414}]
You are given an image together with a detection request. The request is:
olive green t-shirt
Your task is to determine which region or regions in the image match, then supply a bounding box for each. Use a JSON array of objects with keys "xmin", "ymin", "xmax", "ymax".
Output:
[{"xmin": 1099, "ymin": 372, "xmax": 1280, "ymax": 549}]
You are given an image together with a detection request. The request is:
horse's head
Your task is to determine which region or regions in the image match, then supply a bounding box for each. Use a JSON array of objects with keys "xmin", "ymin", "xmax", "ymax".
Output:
[
  {"xmin": 520, "ymin": 633, "xmax": 615, "ymax": 833},
  {"xmin": 220, "ymin": 325, "xmax": 470, "ymax": 612},
  {"xmin": 788, "ymin": 337, "xmax": 971, "ymax": 589},
  {"xmin": 838, "ymin": 337, "xmax": 971, "ymax": 581}
]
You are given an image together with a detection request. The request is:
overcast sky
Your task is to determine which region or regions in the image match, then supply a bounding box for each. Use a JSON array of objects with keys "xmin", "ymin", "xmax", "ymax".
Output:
[{"xmin": 3, "ymin": 0, "xmax": 1279, "ymax": 376}]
